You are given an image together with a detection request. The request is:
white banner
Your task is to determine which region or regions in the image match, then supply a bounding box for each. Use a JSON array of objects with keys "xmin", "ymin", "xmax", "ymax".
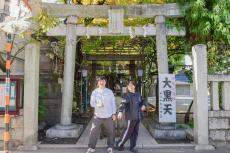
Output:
[{"xmin": 159, "ymin": 74, "xmax": 176, "ymax": 123}]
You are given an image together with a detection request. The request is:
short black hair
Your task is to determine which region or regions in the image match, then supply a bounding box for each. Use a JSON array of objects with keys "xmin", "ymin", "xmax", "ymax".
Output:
[
  {"xmin": 127, "ymin": 80, "xmax": 136, "ymax": 87},
  {"xmin": 96, "ymin": 76, "xmax": 107, "ymax": 81}
]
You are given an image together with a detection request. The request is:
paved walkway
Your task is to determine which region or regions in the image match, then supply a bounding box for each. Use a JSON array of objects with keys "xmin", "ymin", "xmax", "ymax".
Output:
[
  {"xmin": 75, "ymin": 119, "xmax": 158, "ymax": 148},
  {"xmin": 76, "ymin": 96, "xmax": 157, "ymax": 148},
  {"xmin": 4, "ymin": 146, "xmax": 230, "ymax": 153}
]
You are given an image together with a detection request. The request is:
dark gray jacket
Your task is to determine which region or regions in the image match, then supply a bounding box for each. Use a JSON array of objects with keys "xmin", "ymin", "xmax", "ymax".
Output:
[{"xmin": 118, "ymin": 92, "xmax": 145, "ymax": 120}]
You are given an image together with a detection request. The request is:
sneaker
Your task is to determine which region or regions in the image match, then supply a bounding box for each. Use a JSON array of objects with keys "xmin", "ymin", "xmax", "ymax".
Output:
[
  {"xmin": 115, "ymin": 139, "xmax": 121, "ymax": 148},
  {"xmin": 115, "ymin": 140, "xmax": 124, "ymax": 151},
  {"xmin": 130, "ymin": 148, "xmax": 138, "ymax": 153},
  {"xmin": 107, "ymin": 147, "xmax": 114, "ymax": 153},
  {"xmin": 117, "ymin": 146, "xmax": 125, "ymax": 151},
  {"xmin": 86, "ymin": 148, "xmax": 96, "ymax": 153}
]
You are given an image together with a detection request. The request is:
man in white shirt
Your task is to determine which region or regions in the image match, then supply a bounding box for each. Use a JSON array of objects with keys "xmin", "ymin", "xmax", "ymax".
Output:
[{"xmin": 86, "ymin": 76, "xmax": 116, "ymax": 153}]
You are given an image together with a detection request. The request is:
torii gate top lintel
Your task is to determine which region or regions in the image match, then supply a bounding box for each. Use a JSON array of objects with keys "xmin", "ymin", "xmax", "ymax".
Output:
[
  {"xmin": 44, "ymin": 2, "xmax": 185, "ymax": 75},
  {"xmin": 45, "ymin": 3, "xmax": 185, "ymax": 37},
  {"xmin": 42, "ymin": 3, "xmax": 182, "ymax": 18}
]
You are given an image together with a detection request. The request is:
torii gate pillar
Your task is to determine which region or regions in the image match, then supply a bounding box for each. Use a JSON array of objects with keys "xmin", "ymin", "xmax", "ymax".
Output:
[
  {"xmin": 155, "ymin": 15, "xmax": 168, "ymax": 74},
  {"xmin": 46, "ymin": 16, "xmax": 83, "ymax": 138}
]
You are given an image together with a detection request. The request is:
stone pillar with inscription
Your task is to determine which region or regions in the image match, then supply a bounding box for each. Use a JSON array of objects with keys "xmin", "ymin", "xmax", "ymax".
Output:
[{"xmin": 192, "ymin": 44, "xmax": 214, "ymax": 150}]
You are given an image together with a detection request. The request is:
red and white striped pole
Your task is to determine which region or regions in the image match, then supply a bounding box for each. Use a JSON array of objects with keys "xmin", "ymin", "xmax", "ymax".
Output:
[{"xmin": 4, "ymin": 33, "xmax": 12, "ymax": 153}]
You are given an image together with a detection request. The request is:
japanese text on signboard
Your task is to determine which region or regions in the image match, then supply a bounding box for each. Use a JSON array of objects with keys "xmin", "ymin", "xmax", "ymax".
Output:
[{"xmin": 159, "ymin": 74, "xmax": 176, "ymax": 123}]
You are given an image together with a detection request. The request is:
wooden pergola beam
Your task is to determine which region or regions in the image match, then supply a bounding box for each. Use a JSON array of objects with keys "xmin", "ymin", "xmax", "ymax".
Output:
[
  {"xmin": 83, "ymin": 65, "xmax": 131, "ymax": 70},
  {"xmin": 83, "ymin": 54, "xmax": 145, "ymax": 61},
  {"xmin": 42, "ymin": 3, "xmax": 182, "ymax": 18},
  {"xmin": 47, "ymin": 24, "xmax": 185, "ymax": 36}
]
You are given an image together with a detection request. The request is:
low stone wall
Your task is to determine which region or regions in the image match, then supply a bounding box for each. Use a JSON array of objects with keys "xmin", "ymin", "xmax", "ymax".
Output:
[
  {"xmin": 209, "ymin": 111, "xmax": 230, "ymax": 145},
  {"xmin": 0, "ymin": 110, "xmax": 23, "ymax": 148}
]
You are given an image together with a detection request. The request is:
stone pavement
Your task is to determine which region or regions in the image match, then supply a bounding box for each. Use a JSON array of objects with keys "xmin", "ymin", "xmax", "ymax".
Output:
[
  {"xmin": 76, "ymin": 120, "xmax": 158, "ymax": 148},
  {"xmin": 4, "ymin": 146, "xmax": 230, "ymax": 153},
  {"xmin": 76, "ymin": 96, "xmax": 157, "ymax": 148}
]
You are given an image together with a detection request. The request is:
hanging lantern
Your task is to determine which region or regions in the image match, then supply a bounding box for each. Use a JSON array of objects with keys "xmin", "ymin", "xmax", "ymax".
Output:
[{"xmin": 0, "ymin": 0, "xmax": 32, "ymax": 34}]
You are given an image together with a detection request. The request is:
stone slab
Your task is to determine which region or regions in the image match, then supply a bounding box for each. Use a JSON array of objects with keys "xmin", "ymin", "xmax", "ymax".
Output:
[
  {"xmin": 208, "ymin": 75, "xmax": 230, "ymax": 82},
  {"xmin": 195, "ymin": 145, "xmax": 215, "ymax": 150},
  {"xmin": 209, "ymin": 118, "xmax": 230, "ymax": 130},
  {"xmin": 17, "ymin": 145, "xmax": 38, "ymax": 151},
  {"xmin": 209, "ymin": 111, "xmax": 230, "ymax": 118},
  {"xmin": 46, "ymin": 124, "xmax": 83, "ymax": 138},
  {"xmin": 153, "ymin": 129, "xmax": 186, "ymax": 139},
  {"xmin": 226, "ymin": 131, "xmax": 230, "ymax": 141},
  {"xmin": 210, "ymin": 130, "xmax": 226, "ymax": 141}
]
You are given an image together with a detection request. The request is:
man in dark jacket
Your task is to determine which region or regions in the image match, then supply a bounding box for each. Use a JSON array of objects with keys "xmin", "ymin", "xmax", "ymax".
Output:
[{"xmin": 116, "ymin": 80, "xmax": 146, "ymax": 153}]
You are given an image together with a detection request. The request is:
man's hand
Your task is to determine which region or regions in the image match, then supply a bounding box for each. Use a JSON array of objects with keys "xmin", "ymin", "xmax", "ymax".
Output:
[
  {"xmin": 141, "ymin": 105, "xmax": 146, "ymax": 112},
  {"xmin": 117, "ymin": 112, "xmax": 123, "ymax": 120},
  {"xmin": 112, "ymin": 114, "xmax": 117, "ymax": 121}
]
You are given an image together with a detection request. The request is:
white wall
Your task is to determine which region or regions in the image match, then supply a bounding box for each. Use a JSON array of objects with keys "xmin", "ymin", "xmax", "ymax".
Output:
[
  {"xmin": 0, "ymin": 31, "xmax": 25, "ymax": 75},
  {"xmin": 0, "ymin": 0, "xmax": 5, "ymax": 11}
]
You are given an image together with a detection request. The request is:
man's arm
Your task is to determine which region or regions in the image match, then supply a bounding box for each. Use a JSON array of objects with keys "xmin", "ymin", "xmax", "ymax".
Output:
[
  {"xmin": 139, "ymin": 93, "xmax": 146, "ymax": 111},
  {"xmin": 111, "ymin": 91, "xmax": 117, "ymax": 121},
  {"xmin": 117, "ymin": 96, "xmax": 128, "ymax": 120},
  {"xmin": 90, "ymin": 91, "xmax": 96, "ymax": 107},
  {"xmin": 118, "ymin": 96, "xmax": 128, "ymax": 113},
  {"xmin": 111, "ymin": 92, "xmax": 116, "ymax": 115}
]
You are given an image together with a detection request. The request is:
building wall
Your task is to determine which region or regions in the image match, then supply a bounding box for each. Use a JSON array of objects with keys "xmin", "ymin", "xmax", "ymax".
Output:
[
  {"xmin": 0, "ymin": 28, "xmax": 25, "ymax": 147},
  {"xmin": 0, "ymin": 0, "xmax": 9, "ymax": 22},
  {"xmin": 39, "ymin": 45, "xmax": 62, "ymax": 126},
  {"xmin": 0, "ymin": 30, "xmax": 62, "ymax": 146},
  {"xmin": 209, "ymin": 111, "xmax": 230, "ymax": 145},
  {"xmin": 0, "ymin": 110, "xmax": 24, "ymax": 147}
]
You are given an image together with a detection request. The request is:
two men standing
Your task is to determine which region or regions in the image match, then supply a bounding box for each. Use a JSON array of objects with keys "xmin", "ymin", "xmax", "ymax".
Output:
[{"xmin": 86, "ymin": 77, "xmax": 146, "ymax": 153}]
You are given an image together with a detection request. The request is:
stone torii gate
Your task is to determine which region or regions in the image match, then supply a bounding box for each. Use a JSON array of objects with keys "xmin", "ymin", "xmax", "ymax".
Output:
[
  {"xmin": 43, "ymin": 2, "xmax": 185, "ymax": 139},
  {"xmin": 21, "ymin": 1, "xmax": 212, "ymax": 150}
]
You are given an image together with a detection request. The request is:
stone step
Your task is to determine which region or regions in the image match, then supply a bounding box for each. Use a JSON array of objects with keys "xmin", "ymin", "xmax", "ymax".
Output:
[{"xmin": 38, "ymin": 143, "xmax": 195, "ymax": 149}]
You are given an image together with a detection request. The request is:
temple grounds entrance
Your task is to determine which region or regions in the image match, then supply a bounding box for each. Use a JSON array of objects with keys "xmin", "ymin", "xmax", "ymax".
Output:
[{"xmin": 1, "ymin": 0, "xmax": 226, "ymax": 151}]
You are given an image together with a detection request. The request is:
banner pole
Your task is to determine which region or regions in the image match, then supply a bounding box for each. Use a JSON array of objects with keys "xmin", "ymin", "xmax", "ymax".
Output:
[{"xmin": 4, "ymin": 33, "xmax": 12, "ymax": 153}]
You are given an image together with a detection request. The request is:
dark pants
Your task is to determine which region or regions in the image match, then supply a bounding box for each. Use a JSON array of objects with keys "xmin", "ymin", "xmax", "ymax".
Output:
[
  {"xmin": 88, "ymin": 116, "xmax": 114, "ymax": 149},
  {"xmin": 118, "ymin": 119, "xmax": 140, "ymax": 150}
]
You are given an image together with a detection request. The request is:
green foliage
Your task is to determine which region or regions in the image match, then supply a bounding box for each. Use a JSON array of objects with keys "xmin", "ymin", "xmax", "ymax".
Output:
[
  {"xmin": 207, "ymin": 42, "xmax": 230, "ymax": 74},
  {"xmin": 177, "ymin": 0, "xmax": 229, "ymax": 44},
  {"xmin": 187, "ymin": 119, "xmax": 194, "ymax": 128},
  {"xmin": 124, "ymin": 18, "xmax": 155, "ymax": 27},
  {"xmin": 39, "ymin": 81, "xmax": 47, "ymax": 122},
  {"xmin": 167, "ymin": 0, "xmax": 230, "ymax": 74},
  {"xmin": 38, "ymin": 0, "xmax": 229, "ymax": 80},
  {"xmin": 184, "ymin": 68, "xmax": 193, "ymax": 83},
  {"xmin": 32, "ymin": 11, "xmax": 60, "ymax": 42}
]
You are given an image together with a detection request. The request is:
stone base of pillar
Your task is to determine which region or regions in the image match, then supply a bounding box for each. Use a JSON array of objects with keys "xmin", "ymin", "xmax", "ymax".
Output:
[
  {"xmin": 46, "ymin": 123, "xmax": 83, "ymax": 138},
  {"xmin": 151, "ymin": 122, "xmax": 188, "ymax": 139},
  {"xmin": 195, "ymin": 145, "xmax": 215, "ymax": 150},
  {"xmin": 17, "ymin": 145, "xmax": 38, "ymax": 151}
]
